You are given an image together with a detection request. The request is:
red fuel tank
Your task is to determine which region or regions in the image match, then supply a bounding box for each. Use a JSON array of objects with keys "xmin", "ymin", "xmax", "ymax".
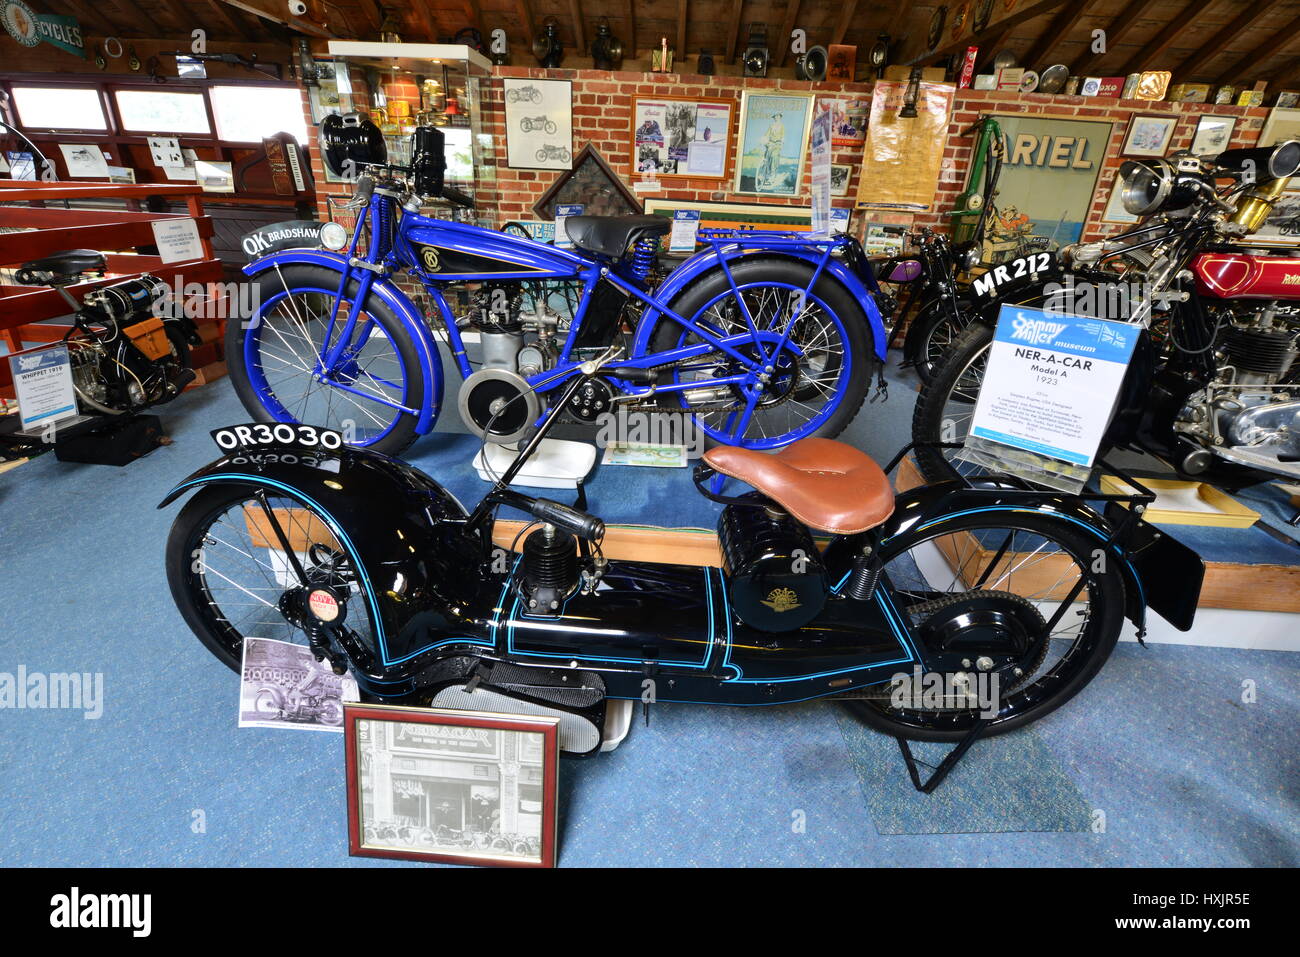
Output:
[{"xmin": 1193, "ymin": 252, "xmax": 1300, "ymax": 299}]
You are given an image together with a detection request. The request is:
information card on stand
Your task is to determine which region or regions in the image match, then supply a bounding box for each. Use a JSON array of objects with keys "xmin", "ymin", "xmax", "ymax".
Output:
[{"xmin": 962, "ymin": 304, "xmax": 1139, "ymax": 490}]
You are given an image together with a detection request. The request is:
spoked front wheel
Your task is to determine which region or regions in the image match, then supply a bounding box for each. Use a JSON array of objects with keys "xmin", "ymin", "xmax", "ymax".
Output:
[
  {"xmin": 649, "ymin": 258, "xmax": 873, "ymax": 449},
  {"xmin": 166, "ymin": 483, "xmax": 380, "ymax": 674},
  {"xmin": 842, "ymin": 510, "xmax": 1126, "ymax": 741},
  {"xmin": 230, "ymin": 265, "xmax": 426, "ymax": 456}
]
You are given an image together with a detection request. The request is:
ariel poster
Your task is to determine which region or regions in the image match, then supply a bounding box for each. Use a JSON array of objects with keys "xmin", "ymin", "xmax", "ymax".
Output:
[
  {"xmin": 980, "ymin": 114, "xmax": 1113, "ymax": 263},
  {"xmin": 734, "ymin": 91, "xmax": 814, "ymax": 197}
]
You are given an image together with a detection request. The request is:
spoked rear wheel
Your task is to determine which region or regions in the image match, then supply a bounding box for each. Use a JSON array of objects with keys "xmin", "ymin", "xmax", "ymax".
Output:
[
  {"xmin": 842, "ymin": 511, "xmax": 1126, "ymax": 741},
  {"xmin": 166, "ymin": 483, "xmax": 379, "ymax": 674},
  {"xmin": 649, "ymin": 258, "xmax": 872, "ymax": 449}
]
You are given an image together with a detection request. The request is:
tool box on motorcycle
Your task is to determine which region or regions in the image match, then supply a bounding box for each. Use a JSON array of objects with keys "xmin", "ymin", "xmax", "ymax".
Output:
[
  {"xmin": 54, "ymin": 413, "xmax": 164, "ymax": 466},
  {"xmin": 124, "ymin": 315, "xmax": 172, "ymax": 362}
]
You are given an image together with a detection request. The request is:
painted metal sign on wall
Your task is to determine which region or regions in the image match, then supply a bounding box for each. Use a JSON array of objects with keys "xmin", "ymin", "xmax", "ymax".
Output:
[{"xmin": 1, "ymin": 1, "xmax": 84, "ymax": 57}]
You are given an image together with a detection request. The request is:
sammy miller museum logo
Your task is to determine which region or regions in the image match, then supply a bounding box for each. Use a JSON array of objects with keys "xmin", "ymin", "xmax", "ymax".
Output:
[{"xmin": 1008, "ymin": 314, "xmax": 1068, "ymax": 347}]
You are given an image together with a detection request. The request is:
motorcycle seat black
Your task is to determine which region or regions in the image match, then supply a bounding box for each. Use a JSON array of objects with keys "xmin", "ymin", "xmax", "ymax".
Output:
[
  {"xmin": 17, "ymin": 249, "xmax": 107, "ymax": 283},
  {"xmin": 564, "ymin": 215, "xmax": 670, "ymax": 258}
]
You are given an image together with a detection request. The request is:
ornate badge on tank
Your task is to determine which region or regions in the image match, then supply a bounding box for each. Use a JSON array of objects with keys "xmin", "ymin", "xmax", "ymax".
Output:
[
  {"xmin": 761, "ymin": 587, "xmax": 802, "ymax": 613},
  {"xmin": 420, "ymin": 246, "xmax": 441, "ymax": 271}
]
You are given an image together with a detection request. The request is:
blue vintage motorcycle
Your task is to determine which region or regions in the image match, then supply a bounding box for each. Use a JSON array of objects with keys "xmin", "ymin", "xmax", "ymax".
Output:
[{"xmin": 229, "ymin": 121, "xmax": 888, "ymax": 455}]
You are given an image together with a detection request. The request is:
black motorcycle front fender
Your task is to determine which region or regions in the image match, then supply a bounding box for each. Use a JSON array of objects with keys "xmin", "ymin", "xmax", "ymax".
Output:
[{"xmin": 159, "ymin": 446, "xmax": 492, "ymax": 674}]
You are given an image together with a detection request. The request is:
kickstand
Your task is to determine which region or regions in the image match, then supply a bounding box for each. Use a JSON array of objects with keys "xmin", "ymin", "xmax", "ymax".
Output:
[{"xmin": 894, "ymin": 718, "xmax": 991, "ymax": 794}]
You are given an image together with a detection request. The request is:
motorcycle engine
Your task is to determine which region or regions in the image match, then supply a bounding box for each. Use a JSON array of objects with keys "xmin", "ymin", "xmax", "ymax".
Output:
[
  {"xmin": 718, "ymin": 494, "xmax": 826, "ymax": 633},
  {"xmin": 1175, "ymin": 303, "xmax": 1300, "ymax": 474}
]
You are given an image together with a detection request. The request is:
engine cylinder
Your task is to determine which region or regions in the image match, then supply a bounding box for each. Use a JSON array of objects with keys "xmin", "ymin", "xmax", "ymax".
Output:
[
  {"xmin": 1223, "ymin": 326, "xmax": 1297, "ymax": 378},
  {"xmin": 718, "ymin": 494, "xmax": 826, "ymax": 632}
]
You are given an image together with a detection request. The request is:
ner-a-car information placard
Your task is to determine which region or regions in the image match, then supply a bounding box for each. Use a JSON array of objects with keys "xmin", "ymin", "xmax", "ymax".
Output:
[{"xmin": 963, "ymin": 305, "xmax": 1139, "ymax": 489}]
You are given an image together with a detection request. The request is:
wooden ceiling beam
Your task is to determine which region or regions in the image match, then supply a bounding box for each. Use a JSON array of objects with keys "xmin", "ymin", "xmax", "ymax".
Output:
[
  {"xmin": 775, "ymin": 0, "xmax": 801, "ymax": 66},
  {"xmin": 831, "ymin": 0, "xmax": 859, "ymax": 46},
  {"xmin": 624, "ymin": 0, "xmax": 636, "ymax": 57},
  {"xmin": 217, "ymin": 0, "xmax": 335, "ymax": 38},
  {"xmin": 725, "ymin": 0, "xmax": 744, "ymax": 63},
  {"xmin": 514, "ymin": 0, "xmax": 536, "ymax": 47},
  {"xmin": 1070, "ymin": 0, "xmax": 1158, "ymax": 74},
  {"xmin": 1022, "ymin": 0, "xmax": 1094, "ymax": 68},
  {"xmin": 409, "ymin": 0, "xmax": 439, "ymax": 42},
  {"xmin": 677, "ymin": 0, "xmax": 688, "ymax": 59},
  {"xmin": 198, "ymin": 0, "xmax": 261, "ymax": 42},
  {"xmin": 44, "ymin": 0, "xmax": 118, "ymax": 37},
  {"xmin": 1117, "ymin": 0, "xmax": 1200, "ymax": 74},
  {"xmin": 1174, "ymin": 0, "xmax": 1286, "ymax": 75},
  {"xmin": 1216, "ymin": 15, "xmax": 1300, "ymax": 85},
  {"xmin": 569, "ymin": 0, "xmax": 586, "ymax": 54},
  {"xmin": 916, "ymin": 0, "xmax": 1072, "ymax": 65}
]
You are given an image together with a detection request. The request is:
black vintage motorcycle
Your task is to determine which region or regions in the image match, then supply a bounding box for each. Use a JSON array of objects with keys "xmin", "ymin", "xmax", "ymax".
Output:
[
  {"xmin": 912, "ymin": 142, "xmax": 1300, "ymax": 490},
  {"xmin": 14, "ymin": 250, "xmax": 198, "ymax": 415},
  {"xmin": 161, "ymin": 349, "xmax": 1202, "ymax": 788}
]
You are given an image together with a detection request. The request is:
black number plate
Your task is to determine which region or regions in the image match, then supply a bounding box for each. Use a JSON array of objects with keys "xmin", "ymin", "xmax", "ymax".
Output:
[{"xmin": 211, "ymin": 423, "xmax": 344, "ymax": 452}]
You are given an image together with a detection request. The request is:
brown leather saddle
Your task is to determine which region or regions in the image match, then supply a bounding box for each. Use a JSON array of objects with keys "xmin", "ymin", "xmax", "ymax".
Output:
[{"xmin": 703, "ymin": 437, "xmax": 895, "ymax": 535}]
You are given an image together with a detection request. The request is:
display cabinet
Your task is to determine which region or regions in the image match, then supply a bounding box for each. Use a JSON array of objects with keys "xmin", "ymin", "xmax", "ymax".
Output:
[{"xmin": 323, "ymin": 42, "xmax": 497, "ymax": 227}]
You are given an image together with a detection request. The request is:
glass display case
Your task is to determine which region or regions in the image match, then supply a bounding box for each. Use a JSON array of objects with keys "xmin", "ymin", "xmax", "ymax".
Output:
[{"xmin": 323, "ymin": 42, "xmax": 496, "ymax": 227}]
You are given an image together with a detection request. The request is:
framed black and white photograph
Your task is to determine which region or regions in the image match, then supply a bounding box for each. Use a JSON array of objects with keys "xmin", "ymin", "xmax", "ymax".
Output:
[
  {"xmin": 830, "ymin": 163, "xmax": 852, "ymax": 197},
  {"xmin": 346, "ymin": 704, "xmax": 559, "ymax": 867},
  {"xmin": 238, "ymin": 637, "xmax": 357, "ymax": 732},
  {"xmin": 1189, "ymin": 115, "xmax": 1237, "ymax": 156},
  {"xmin": 1121, "ymin": 114, "xmax": 1177, "ymax": 157},
  {"xmin": 504, "ymin": 77, "xmax": 573, "ymax": 171}
]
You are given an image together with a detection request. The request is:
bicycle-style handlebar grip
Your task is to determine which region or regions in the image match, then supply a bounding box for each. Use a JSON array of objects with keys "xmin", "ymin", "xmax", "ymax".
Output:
[
  {"xmin": 529, "ymin": 499, "xmax": 605, "ymax": 541},
  {"xmin": 442, "ymin": 186, "xmax": 476, "ymax": 209}
]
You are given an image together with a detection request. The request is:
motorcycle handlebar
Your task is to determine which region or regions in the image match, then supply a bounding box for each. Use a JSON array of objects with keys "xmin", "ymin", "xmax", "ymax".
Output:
[{"xmin": 528, "ymin": 498, "xmax": 605, "ymax": 541}]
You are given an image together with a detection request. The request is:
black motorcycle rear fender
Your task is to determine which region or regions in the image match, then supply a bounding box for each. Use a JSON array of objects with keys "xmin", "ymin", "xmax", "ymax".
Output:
[
  {"xmin": 864, "ymin": 481, "xmax": 1202, "ymax": 634},
  {"xmin": 159, "ymin": 447, "xmax": 493, "ymax": 672}
]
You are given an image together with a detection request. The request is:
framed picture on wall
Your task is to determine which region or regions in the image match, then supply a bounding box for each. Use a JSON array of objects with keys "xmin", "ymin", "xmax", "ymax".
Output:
[
  {"xmin": 1189, "ymin": 115, "xmax": 1237, "ymax": 156},
  {"xmin": 1258, "ymin": 107, "xmax": 1300, "ymax": 187},
  {"xmin": 532, "ymin": 144, "xmax": 642, "ymax": 220},
  {"xmin": 734, "ymin": 90, "xmax": 815, "ymax": 196},
  {"xmin": 1101, "ymin": 182, "xmax": 1140, "ymax": 225},
  {"xmin": 504, "ymin": 78, "xmax": 573, "ymax": 170},
  {"xmin": 1243, "ymin": 189, "xmax": 1300, "ymax": 246},
  {"xmin": 630, "ymin": 95, "xmax": 733, "ymax": 178},
  {"xmin": 1121, "ymin": 115, "xmax": 1177, "ymax": 157},
  {"xmin": 643, "ymin": 197, "xmax": 813, "ymax": 231},
  {"xmin": 830, "ymin": 164, "xmax": 852, "ymax": 196},
  {"xmin": 345, "ymin": 704, "xmax": 560, "ymax": 868}
]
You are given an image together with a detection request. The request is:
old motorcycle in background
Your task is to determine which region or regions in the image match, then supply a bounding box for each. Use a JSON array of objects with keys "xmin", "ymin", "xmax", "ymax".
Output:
[
  {"xmin": 161, "ymin": 349, "xmax": 1203, "ymax": 791},
  {"xmin": 12, "ymin": 250, "xmax": 199, "ymax": 415},
  {"xmin": 227, "ymin": 116, "xmax": 890, "ymax": 456},
  {"xmin": 911, "ymin": 141, "xmax": 1300, "ymax": 491}
]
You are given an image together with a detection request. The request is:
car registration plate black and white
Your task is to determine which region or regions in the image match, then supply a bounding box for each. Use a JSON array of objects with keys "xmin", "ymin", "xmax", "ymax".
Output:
[{"xmin": 211, "ymin": 423, "xmax": 345, "ymax": 452}]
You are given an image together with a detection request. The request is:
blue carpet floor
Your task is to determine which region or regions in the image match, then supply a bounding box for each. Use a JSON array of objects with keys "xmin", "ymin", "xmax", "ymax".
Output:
[{"xmin": 0, "ymin": 360, "xmax": 1297, "ymax": 866}]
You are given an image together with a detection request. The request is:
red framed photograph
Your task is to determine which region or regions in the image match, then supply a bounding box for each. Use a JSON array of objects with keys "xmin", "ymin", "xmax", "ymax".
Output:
[{"xmin": 344, "ymin": 704, "xmax": 560, "ymax": 868}]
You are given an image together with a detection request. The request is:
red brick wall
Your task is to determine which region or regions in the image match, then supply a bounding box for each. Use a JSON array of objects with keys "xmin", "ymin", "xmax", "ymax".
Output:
[{"xmin": 303, "ymin": 68, "xmax": 1274, "ymax": 243}]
